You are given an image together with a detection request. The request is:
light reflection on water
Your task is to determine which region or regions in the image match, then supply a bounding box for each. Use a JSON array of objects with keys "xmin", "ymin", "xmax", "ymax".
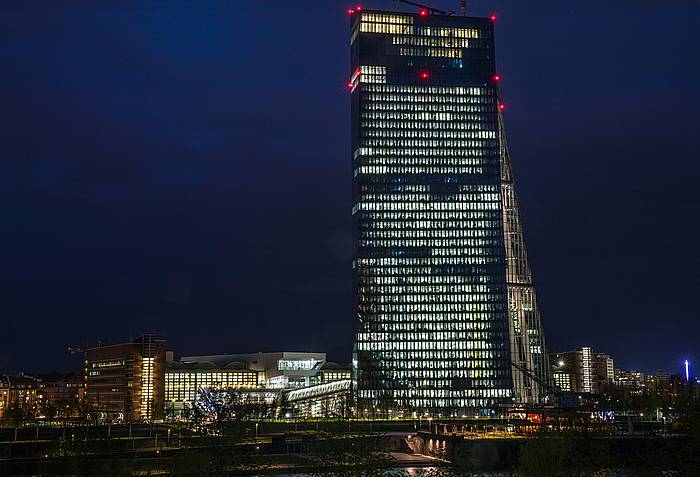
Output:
[{"xmin": 269, "ymin": 469, "xmax": 510, "ymax": 477}]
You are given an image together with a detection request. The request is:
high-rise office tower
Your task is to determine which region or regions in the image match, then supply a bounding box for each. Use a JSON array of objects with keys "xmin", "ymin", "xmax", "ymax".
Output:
[{"xmin": 350, "ymin": 8, "xmax": 550, "ymax": 415}]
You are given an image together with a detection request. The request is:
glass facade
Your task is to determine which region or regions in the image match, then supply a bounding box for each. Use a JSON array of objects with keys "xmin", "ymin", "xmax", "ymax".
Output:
[
  {"xmin": 500, "ymin": 113, "xmax": 552, "ymax": 402},
  {"xmin": 350, "ymin": 10, "xmax": 549, "ymax": 416},
  {"xmin": 165, "ymin": 368, "xmax": 259, "ymax": 409}
]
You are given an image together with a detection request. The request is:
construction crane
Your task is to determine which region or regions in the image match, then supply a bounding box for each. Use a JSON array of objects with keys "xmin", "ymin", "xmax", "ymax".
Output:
[
  {"xmin": 395, "ymin": 0, "xmax": 455, "ymax": 16},
  {"xmin": 511, "ymin": 360, "xmax": 561, "ymax": 397}
]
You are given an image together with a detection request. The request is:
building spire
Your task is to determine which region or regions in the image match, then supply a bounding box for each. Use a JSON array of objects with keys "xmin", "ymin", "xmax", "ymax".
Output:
[{"xmin": 460, "ymin": 0, "xmax": 466, "ymax": 16}]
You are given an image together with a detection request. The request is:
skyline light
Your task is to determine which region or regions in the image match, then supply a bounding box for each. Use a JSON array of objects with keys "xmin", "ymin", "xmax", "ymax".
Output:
[{"xmin": 0, "ymin": 1, "xmax": 696, "ymax": 375}]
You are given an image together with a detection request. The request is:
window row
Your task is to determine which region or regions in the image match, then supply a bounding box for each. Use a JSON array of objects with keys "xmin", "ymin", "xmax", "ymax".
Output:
[
  {"xmin": 360, "ymin": 22, "xmax": 413, "ymax": 35},
  {"xmin": 355, "ymin": 146, "xmax": 499, "ymax": 157},
  {"xmin": 360, "ymin": 139, "xmax": 498, "ymax": 148},
  {"xmin": 355, "ymin": 166, "xmax": 486, "ymax": 175},
  {"xmin": 361, "ymin": 120, "xmax": 497, "ymax": 131},
  {"xmin": 391, "ymin": 35, "xmax": 472, "ymax": 48},
  {"xmin": 358, "ymin": 303, "xmax": 506, "ymax": 312},
  {"xmin": 399, "ymin": 47, "xmax": 462, "ymax": 58},
  {"xmin": 359, "ymin": 318, "xmax": 504, "ymax": 329},
  {"xmin": 355, "ymin": 201, "xmax": 498, "ymax": 211},
  {"xmin": 356, "ymin": 256, "xmax": 502, "ymax": 266},
  {"xmin": 361, "ymin": 111, "xmax": 494, "ymax": 122},
  {"xmin": 360, "ymin": 229, "xmax": 500, "ymax": 239},
  {"xmin": 363, "ymin": 93, "xmax": 495, "ymax": 104},
  {"xmin": 358, "ymin": 192, "xmax": 499, "ymax": 201},
  {"xmin": 360, "ymin": 13, "xmax": 413, "ymax": 25},
  {"xmin": 364, "ymin": 84, "xmax": 491, "ymax": 95},
  {"xmin": 358, "ymin": 212, "xmax": 502, "ymax": 221},
  {"xmin": 358, "ymin": 182, "xmax": 499, "ymax": 192},
  {"xmin": 358, "ymin": 284, "xmax": 499, "ymax": 294},
  {"xmin": 415, "ymin": 26, "xmax": 484, "ymax": 39},
  {"xmin": 362, "ymin": 104, "xmax": 495, "ymax": 114},
  {"xmin": 360, "ymin": 239, "xmax": 500, "ymax": 249},
  {"xmin": 359, "ymin": 293, "xmax": 504, "ymax": 304},
  {"xmin": 362, "ymin": 130, "xmax": 496, "ymax": 140}
]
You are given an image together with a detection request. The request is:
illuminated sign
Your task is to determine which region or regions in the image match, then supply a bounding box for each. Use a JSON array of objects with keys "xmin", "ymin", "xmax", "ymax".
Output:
[{"xmin": 278, "ymin": 359, "xmax": 320, "ymax": 371}]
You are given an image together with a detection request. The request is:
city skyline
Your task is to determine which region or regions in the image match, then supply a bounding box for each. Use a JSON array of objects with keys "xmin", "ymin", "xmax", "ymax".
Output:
[{"xmin": 1, "ymin": 1, "xmax": 698, "ymax": 375}]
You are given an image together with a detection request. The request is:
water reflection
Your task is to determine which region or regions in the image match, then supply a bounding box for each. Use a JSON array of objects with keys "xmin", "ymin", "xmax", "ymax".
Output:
[{"xmin": 270, "ymin": 469, "xmax": 510, "ymax": 477}]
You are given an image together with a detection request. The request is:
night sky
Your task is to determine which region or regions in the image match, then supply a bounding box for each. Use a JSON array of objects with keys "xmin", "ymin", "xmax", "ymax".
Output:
[{"xmin": 1, "ymin": 1, "xmax": 698, "ymax": 375}]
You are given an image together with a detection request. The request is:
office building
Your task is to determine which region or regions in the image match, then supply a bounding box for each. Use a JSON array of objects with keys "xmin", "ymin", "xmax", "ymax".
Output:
[
  {"xmin": 85, "ymin": 334, "xmax": 166, "ymax": 422},
  {"xmin": 165, "ymin": 357, "xmax": 261, "ymax": 415},
  {"xmin": 319, "ymin": 362, "xmax": 352, "ymax": 383},
  {"xmin": 179, "ymin": 352, "xmax": 327, "ymax": 389},
  {"xmin": 350, "ymin": 8, "xmax": 550, "ymax": 415}
]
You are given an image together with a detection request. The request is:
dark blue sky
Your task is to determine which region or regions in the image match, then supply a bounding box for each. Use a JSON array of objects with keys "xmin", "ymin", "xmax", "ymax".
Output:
[{"xmin": 1, "ymin": 1, "xmax": 698, "ymax": 375}]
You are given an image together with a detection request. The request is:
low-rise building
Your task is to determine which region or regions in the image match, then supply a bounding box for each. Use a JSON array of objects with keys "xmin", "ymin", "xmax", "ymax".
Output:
[
  {"xmin": 0, "ymin": 374, "xmax": 39, "ymax": 417},
  {"xmin": 319, "ymin": 362, "xmax": 352, "ymax": 383},
  {"xmin": 179, "ymin": 352, "xmax": 327, "ymax": 389},
  {"xmin": 165, "ymin": 357, "xmax": 262, "ymax": 415},
  {"xmin": 35, "ymin": 373, "xmax": 84, "ymax": 418}
]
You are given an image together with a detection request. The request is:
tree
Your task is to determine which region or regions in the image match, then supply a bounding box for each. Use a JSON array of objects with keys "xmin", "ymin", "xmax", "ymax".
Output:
[{"xmin": 192, "ymin": 387, "xmax": 271, "ymax": 436}]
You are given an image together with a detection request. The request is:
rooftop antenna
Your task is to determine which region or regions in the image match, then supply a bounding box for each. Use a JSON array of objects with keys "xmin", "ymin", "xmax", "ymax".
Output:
[
  {"xmin": 395, "ymin": 0, "xmax": 455, "ymax": 16},
  {"xmin": 461, "ymin": 0, "xmax": 466, "ymax": 16}
]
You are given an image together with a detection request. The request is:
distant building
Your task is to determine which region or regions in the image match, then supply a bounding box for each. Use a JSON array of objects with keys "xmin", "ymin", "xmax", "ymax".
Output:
[
  {"xmin": 550, "ymin": 347, "xmax": 614, "ymax": 394},
  {"xmin": 645, "ymin": 370, "xmax": 671, "ymax": 389},
  {"xmin": 35, "ymin": 373, "xmax": 84, "ymax": 418},
  {"xmin": 594, "ymin": 352, "xmax": 615, "ymax": 389},
  {"xmin": 615, "ymin": 369, "xmax": 645, "ymax": 389},
  {"xmin": 85, "ymin": 334, "xmax": 166, "ymax": 422},
  {"xmin": 550, "ymin": 352, "xmax": 577, "ymax": 392},
  {"xmin": 1, "ymin": 373, "xmax": 84, "ymax": 419},
  {"xmin": 0, "ymin": 374, "xmax": 39, "ymax": 416}
]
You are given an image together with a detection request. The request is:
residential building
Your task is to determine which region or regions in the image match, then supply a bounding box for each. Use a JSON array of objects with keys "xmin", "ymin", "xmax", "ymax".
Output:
[
  {"xmin": 615, "ymin": 369, "xmax": 645, "ymax": 389},
  {"xmin": 645, "ymin": 370, "xmax": 671, "ymax": 389},
  {"xmin": 350, "ymin": 8, "xmax": 550, "ymax": 415},
  {"xmin": 0, "ymin": 374, "xmax": 39, "ymax": 416},
  {"xmin": 551, "ymin": 348, "xmax": 614, "ymax": 394},
  {"xmin": 35, "ymin": 373, "xmax": 84, "ymax": 418}
]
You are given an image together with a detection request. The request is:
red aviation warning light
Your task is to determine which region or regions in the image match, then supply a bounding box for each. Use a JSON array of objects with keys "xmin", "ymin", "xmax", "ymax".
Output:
[
  {"xmin": 499, "ymin": 103, "xmax": 506, "ymax": 111},
  {"xmin": 490, "ymin": 14, "xmax": 497, "ymax": 22},
  {"xmin": 419, "ymin": 9, "xmax": 429, "ymax": 16},
  {"xmin": 419, "ymin": 71, "xmax": 430, "ymax": 79},
  {"xmin": 493, "ymin": 74, "xmax": 501, "ymax": 81},
  {"xmin": 356, "ymin": 6, "xmax": 363, "ymax": 11},
  {"xmin": 347, "ymin": 82, "xmax": 354, "ymax": 89},
  {"xmin": 347, "ymin": 9, "xmax": 355, "ymax": 15}
]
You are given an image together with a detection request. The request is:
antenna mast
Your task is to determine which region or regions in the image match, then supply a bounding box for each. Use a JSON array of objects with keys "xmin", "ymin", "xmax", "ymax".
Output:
[
  {"xmin": 461, "ymin": 1, "xmax": 466, "ymax": 16},
  {"xmin": 395, "ymin": 0, "xmax": 455, "ymax": 16}
]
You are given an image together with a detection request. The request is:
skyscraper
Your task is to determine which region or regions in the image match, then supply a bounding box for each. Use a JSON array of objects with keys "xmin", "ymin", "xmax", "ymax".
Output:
[{"xmin": 350, "ymin": 8, "xmax": 550, "ymax": 416}]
